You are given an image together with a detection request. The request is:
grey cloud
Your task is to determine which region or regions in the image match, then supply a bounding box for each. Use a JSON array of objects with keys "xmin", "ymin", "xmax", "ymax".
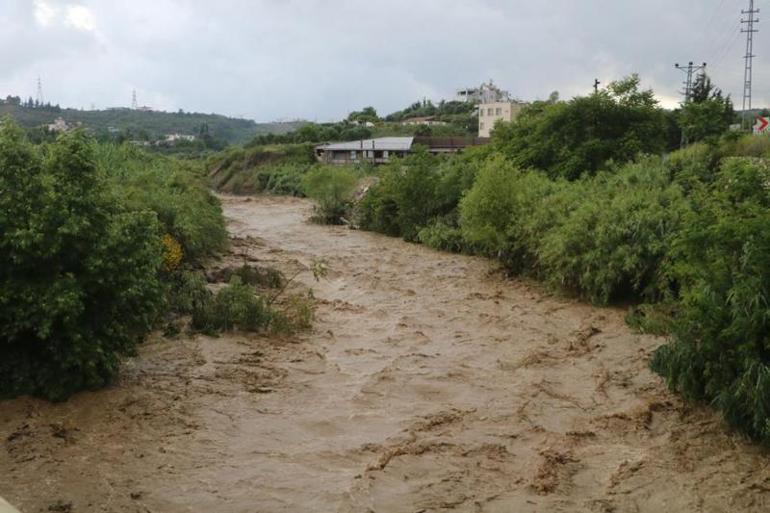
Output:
[{"xmin": 0, "ymin": 0, "xmax": 764, "ymax": 120}]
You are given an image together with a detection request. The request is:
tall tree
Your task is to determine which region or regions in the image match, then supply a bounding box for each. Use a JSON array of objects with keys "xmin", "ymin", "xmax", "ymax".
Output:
[
  {"xmin": 679, "ymin": 73, "xmax": 734, "ymax": 143},
  {"xmin": 491, "ymin": 74, "xmax": 667, "ymax": 179}
]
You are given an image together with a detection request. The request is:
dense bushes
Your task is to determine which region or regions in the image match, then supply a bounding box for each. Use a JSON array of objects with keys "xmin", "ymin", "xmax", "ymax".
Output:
[
  {"xmin": 208, "ymin": 144, "xmax": 316, "ymax": 195},
  {"xmin": 458, "ymin": 157, "xmax": 688, "ymax": 303},
  {"xmin": 358, "ymin": 148, "xmax": 485, "ymax": 242},
  {"xmin": 186, "ymin": 268, "xmax": 314, "ymax": 336},
  {"xmin": 536, "ymin": 160, "xmax": 688, "ymax": 303},
  {"xmin": 99, "ymin": 143, "xmax": 228, "ymax": 263},
  {"xmin": 652, "ymin": 157, "xmax": 770, "ymax": 441},
  {"xmin": 677, "ymin": 74, "xmax": 735, "ymax": 145},
  {"xmin": 192, "ymin": 277, "xmax": 272, "ymax": 333},
  {"xmin": 0, "ymin": 119, "xmax": 237, "ymax": 400},
  {"xmin": 0, "ymin": 122, "xmax": 165, "ymax": 400},
  {"xmin": 301, "ymin": 166, "xmax": 358, "ymax": 224},
  {"xmin": 459, "ymin": 157, "xmax": 560, "ymax": 272}
]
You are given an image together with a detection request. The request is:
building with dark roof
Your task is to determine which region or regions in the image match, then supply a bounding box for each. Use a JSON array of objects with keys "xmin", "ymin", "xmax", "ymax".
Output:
[{"xmin": 315, "ymin": 136, "xmax": 488, "ymax": 165}]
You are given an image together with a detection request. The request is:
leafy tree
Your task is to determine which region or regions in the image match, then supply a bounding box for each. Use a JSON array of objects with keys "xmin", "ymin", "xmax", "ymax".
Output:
[
  {"xmin": 678, "ymin": 73, "xmax": 734, "ymax": 144},
  {"xmin": 547, "ymin": 91, "xmax": 560, "ymax": 103},
  {"xmin": 385, "ymin": 99, "xmax": 440, "ymax": 122},
  {"xmin": 358, "ymin": 149, "xmax": 445, "ymax": 241},
  {"xmin": 347, "ymin": 106, "xmax": 379, "ymax": 123},
  {"xmin": 0, "ymin": 122, "xmax": 164, "ymax": 400},
  {"xmin": 492, "ymin": 74, "xmax": 667, "ymax": 179}
]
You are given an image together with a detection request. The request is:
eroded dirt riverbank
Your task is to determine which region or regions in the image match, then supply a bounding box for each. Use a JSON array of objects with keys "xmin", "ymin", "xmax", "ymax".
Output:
[{"xmin": 2, "ymin": 194, "xmax": 769, "ymax": 512}]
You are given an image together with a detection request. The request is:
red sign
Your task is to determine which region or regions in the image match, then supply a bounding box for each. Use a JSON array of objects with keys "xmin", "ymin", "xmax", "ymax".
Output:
[{"xmin": 754, "ymin": 116, "xmax": 769, "ymax": 134}]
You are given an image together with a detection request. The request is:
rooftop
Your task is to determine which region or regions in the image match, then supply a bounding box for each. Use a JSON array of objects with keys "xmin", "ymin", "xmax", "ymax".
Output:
[{"xmin": 316, "ymin": 137, "xmax": 414, "ymax": 152}]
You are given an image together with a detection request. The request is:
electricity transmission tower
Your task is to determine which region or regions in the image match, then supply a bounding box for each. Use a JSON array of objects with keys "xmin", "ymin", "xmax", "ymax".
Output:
[
  {"xmin": 675, "ymin": 62, "xmax": 706, "ymax": 147},
  {"xmin": 35, "ymin": 77, "xmax": 45, "ymax": 105},
  {"xmin": 131, "ymin": 89, "xmax": 138, "ymax": 110},
  {"xmin": 593, "ymin": 79, "xmax": 600, "ymax": 93},
  {"xmin": 741, "ymin": 0, "xmax": 760, "ymax": 130}
]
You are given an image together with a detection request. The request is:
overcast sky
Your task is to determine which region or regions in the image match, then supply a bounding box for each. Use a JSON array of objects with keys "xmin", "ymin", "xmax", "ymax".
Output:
[{"xmin": 0, "ymin": 0, "xmax": 765, "ymax": 121}]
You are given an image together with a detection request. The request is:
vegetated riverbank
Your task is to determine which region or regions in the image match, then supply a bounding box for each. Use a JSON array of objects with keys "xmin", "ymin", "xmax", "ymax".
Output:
[{"xmin": 2, "ymin": 194, "xmax": 768, "ymax": 513}]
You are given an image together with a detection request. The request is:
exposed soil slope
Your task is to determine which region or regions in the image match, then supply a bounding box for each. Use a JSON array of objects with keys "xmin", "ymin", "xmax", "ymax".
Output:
[{"xmin": 2, "ymin": 194, "xmax": 769, "ymax": 513}]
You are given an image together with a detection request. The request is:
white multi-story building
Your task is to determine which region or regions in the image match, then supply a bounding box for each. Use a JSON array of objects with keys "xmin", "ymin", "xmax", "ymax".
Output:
[{"xmin": 478, "ymin": 101, "xmax": 525, "ymax": 138}]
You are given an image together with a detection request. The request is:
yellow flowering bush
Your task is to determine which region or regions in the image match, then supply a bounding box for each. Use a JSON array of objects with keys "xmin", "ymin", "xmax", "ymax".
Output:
[{"xmin": 161, "ymin": 234, "xmax": 184, "ymax": 272}]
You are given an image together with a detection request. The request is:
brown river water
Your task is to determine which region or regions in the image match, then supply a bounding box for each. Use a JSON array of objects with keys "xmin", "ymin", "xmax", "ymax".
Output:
[{"xmin": 1, "ymin": 194, "xmax": 769, "ymax": 512}]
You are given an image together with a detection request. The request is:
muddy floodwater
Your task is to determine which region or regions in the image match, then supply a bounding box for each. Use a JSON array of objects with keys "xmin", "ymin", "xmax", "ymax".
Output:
[{"xmin": 2, "ymin": 194, "xmax": 770, "ymax": 513}]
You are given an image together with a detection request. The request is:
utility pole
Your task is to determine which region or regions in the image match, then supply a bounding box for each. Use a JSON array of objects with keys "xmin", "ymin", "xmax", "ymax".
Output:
[
  {"xmin": 593, "ymin": 79, "xmax": 600, "ymax": 94},
  {"xmin": 131, "ymin": 89, "xmax": 138, "ymax": 110},
  {"xmin": 675, "ymin": 62, "xmax": 707, "ymax": 104},
  {"xmin": 741, "ymin": 0, "xmax": 759, "ymax": 130},
  {"xmin": 675, "ymin": 62, "xmax": 706, "ymax": 147},
  {"xmin": 35, "ymin": 77, "xmax": 44, "ymax": 106}
]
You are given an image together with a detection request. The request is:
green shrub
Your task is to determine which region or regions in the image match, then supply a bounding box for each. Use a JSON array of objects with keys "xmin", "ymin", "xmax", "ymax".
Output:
[
  {"xmin": 358, "ymin": 149, "xmax": 470, "ymax": 241},
  {"xmin": 165, "ymin": 270, "xmax": 211, "ymax": 315},
  {"xmin": 460, "ymin": 156, "xmax": 688, "ymax": 303},
  {"xmin": 652, "ymin": 157, "xmax": 770, "ymax": 442},
  {"xmin": 460, "ymin": 157, "xmax": 559, "ymax": 272},
  {"xmin": 301, "ymin": 165, "xmax": 358, "ymax": 224},
  {"xmin": 417, "ymin": 217, "xmax": 467, "ymax": 253},
  {"xmin": 537, "ymin": 159, "xmax": 688, "ymax": 303},
  {"xmin": 270, "ymin": 293, "xmax": 316, "ymax": 335},
  {"xmin": 0, "ymin": 122, "xmax": 164, "ymax": 400},
  {"xmin": 192, "ymin": 277, "xmax": 272, "ymax": 333},
  {"xmin": 97, "ymin": 143, "xmax": 228, "ymax": 264},
  {"xmin": 666, "ymin": 142, "xmax": 720, "ymax": 191},
  {"xmin": 259, "ymin": 163, "xmax": 309, "ymax": 195},
  {"xmin": 231, "ymin": 264, "xmax": 284, "ymax": 289},
  {"xmin": 357, "ymin": 178, "xmax": 401, "ymax": 237},
  {"xmin": 208, "ymin": 144, "xmax": 316, "ymax": 195},
  {"xmin": 625, "ymin": 303, "xmax": 678, "ymax": 336},
  {"xmin": 723, "ymin": 132, "xmax": 770, "ymax": 159}
]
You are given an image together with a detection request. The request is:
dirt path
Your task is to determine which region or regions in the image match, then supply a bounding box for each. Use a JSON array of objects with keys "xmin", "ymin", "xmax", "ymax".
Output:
[{"xmin": 2, "ymin": 194, "xmax": 770, "ymax": 513}]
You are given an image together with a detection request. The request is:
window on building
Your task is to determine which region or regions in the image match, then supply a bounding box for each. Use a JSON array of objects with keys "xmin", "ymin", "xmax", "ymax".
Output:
[
  {"xmin": 480, "ymin": 122, "xmax": 485, "ymax": 130},
  {"xmin": 496, "ymin": 107, "xmax": 502, "ymax": 115},
  {"xmin": 350, "ymin": 150, "xmax": 357, "ymax": 160},
  {"xmin": 487, "ymin": 108, "xmax": 493, "ymax": 116},
  {"xmin": 479, "ymin": 109, "xmax": 483, "ymax": 117}
]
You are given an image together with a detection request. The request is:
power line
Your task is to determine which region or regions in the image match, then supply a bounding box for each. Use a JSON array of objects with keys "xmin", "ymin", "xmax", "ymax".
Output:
[
  {"xmin": 711, "ymin": 24, "xmax": 742, "ymax": 70},
  {"xmin": 700, "ymin": 0, "xmax": 735, "ymax": 68},
  {"xmin": 741, "ymin": 0, "xmax": 759, "ymax": 129},
  {"xmin": 703, "ymin": 0, "xmax": 729, "ymax": 36}
]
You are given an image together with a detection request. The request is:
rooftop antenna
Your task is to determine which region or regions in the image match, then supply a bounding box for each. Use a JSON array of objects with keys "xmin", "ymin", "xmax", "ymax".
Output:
[
  {"xmin": 36, "ymin": 77, "xmax": 45, "ymax": 105},
  {"xmin": 741, "ymin": 0, "xmax": 759, "ymax": 130},
  {"xmin": 131, "ymin": 89, "xmax": 138, "ymax": 110}
]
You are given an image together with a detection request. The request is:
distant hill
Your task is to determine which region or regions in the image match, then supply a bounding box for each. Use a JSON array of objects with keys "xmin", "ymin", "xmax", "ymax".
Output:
[{"xmin": 0, "ymin": 103, "xmax": 304, "ymax": 145}]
